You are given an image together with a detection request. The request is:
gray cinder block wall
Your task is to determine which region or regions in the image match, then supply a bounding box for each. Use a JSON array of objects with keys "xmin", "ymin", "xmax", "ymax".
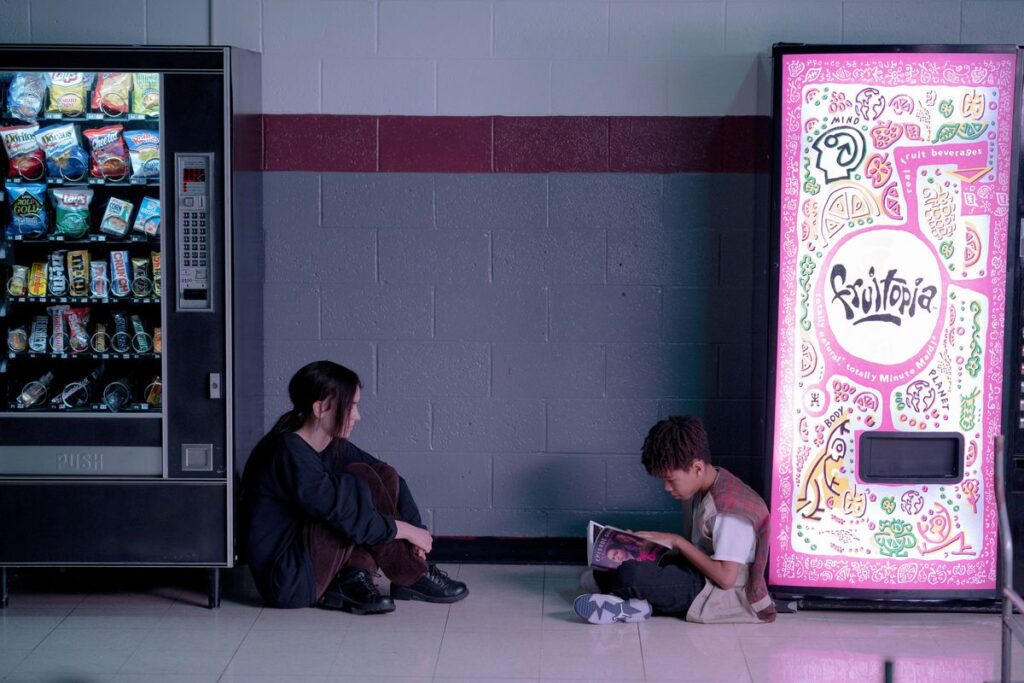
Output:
[
  {"xmin": 7, "ymin": 0, "xmax": 1023, "ymax": 538},
  {"xmin": 262, "ymin": 171, "xmax": 770, "ymax": 536}
]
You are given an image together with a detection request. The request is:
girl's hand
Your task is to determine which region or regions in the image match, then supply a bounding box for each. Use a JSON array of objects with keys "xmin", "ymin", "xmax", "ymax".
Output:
[{"xmin": 395, "ymin": 520, "xmax": 433, "ymax": 554}]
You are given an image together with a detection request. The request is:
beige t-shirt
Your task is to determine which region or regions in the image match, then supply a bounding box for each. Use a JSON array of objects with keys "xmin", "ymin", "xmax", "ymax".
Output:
[{"xmin": 686, "ymin": 492, "xmax": 763, "ymax": 624}]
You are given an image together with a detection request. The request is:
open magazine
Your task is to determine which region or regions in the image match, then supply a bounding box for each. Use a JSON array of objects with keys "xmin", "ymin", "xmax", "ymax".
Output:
[{"xmin": 587, "ymin": 520, "xmax": 671, "ymax": 570}]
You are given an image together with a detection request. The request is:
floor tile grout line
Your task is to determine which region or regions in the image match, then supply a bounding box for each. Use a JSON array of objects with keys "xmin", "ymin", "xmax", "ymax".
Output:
[
  {"xmin": 14, "ymin": 596, "xmax": 79, "ymax": 671},
  {"xmin": 215, "ymin": 603, "xmax": 264, "ymax": 683},
  {"xmin": 432, "ymin": 561, "xmax": 458, "ymax": 679}
]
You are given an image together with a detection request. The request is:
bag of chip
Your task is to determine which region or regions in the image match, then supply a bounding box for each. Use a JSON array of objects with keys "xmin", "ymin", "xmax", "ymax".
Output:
[
  {"xmin": 91, "ymin": 72, "xmax": 132, "ymax": 116},
  {"xmin": 99, "ymin": 197, "xmax": 133, "ymax": 237},
  {"xmin": 6, "ymin": 184, "xmax": 48, "ymax": 237},
  {"xmin": 6, "ymin": 72, "xmax": 47, "ymax": 121},
  {"xmin": 8, "ymin": 265, "xmax": 28, "ymax": 296},
  {"xmin": 122, "ymin": 130, "xmax": 160, "ymax": 179},
  {"xmin": 47, "ymin": 73, "xmax": 90, "ymax": 117},
  {"xmin": 50, "ymin": 188, "xmax": 94, "ymax": 238},
  {"xmin": 35, "ymin": 123, "xmax": 89, "ymax": 181},
  {"xmin": 133, "ymin": 196, "xmax": 160, "ymax": 236},
  {"xmin": 0, "ymin": 123, "xmax": 46, "ymax": 181},
  {"xmin": 131, "ymin": 73, "xmax": 160, "ymax": 116},
  {"xmin": 83, "ymin": 125, "xmax": 130, "ymax": 180}
]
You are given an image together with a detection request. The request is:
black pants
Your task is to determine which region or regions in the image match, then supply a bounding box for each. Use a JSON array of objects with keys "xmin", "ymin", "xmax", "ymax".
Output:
[{"xmin": 595, "ymin": 556, "xmax": 704, "ymax": 617}]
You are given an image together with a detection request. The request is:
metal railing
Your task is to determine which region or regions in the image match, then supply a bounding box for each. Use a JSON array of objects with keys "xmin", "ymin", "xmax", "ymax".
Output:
[{"xmin": 996, "ymin": 434, "xmax": 1024, "ymax": 681}]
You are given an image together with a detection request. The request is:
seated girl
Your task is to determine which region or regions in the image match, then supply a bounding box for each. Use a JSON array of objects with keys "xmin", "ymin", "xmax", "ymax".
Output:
[{"xmin": 241, "ymin": 360, "xmax": 468, "ymax": 613}]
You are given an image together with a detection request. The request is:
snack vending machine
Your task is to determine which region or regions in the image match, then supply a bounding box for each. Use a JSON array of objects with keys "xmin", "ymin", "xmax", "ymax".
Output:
[
  {"xmin": 767, "ymin": 45, "xmax": 1022, "ymax": 603},
  {"xmin": 0, "ymin": 46, "xmax": 262, "ymax": 607}
]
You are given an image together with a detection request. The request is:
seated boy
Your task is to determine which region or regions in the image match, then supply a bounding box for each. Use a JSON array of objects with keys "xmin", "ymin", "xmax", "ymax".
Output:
[{"xmin": 574, "ymin": 415, "xmax": 776, "ymax": 625}]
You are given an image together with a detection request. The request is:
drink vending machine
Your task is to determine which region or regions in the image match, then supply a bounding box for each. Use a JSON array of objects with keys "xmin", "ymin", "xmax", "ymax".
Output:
[
  {"xmin": 0, "ymin": 46, "xmax": 262, "ymax": 607},
  {"xmin": 766, "ymin": 44, "xmax": 1024, "ymax": 604}
]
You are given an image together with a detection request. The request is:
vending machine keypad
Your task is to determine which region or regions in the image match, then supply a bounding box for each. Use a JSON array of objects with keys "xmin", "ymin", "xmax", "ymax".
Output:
[{"xmin": 175, "ymin": 154, "xmax": 213, "ymax": 310}]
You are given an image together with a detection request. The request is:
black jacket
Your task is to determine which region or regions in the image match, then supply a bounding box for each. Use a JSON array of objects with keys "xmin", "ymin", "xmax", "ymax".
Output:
[{"xmin": 241, "ymin": 433, "xmax": 420, "ymax": 608}]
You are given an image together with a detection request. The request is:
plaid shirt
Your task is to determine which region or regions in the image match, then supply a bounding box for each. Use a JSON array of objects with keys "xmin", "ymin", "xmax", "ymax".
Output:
[{"xmin": 708, "ymin": 467, "xmax": 777, "ymax": 622}]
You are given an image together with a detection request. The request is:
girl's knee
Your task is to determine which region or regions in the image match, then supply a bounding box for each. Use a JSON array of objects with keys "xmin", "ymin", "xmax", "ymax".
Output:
[{"xmin": 372, "ymin": 462, "xmax": 399, "ymax": 481}]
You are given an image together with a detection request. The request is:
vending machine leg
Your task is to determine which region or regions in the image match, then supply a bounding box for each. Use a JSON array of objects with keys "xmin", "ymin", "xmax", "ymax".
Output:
[
  {"xmin": 1, "ymin": 567, "xmax": 8, "ymax": 608},
  {"xmin": 207, "ymin": 568, "xmax": 221, "ymax": 609}
]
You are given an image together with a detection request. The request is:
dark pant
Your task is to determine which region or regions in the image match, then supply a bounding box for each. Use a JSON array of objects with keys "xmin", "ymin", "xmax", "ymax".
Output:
[
  {"xmin": 304, "ymin": 462, "xmax": 428, "ymax": 601},
  {"xmin": 595, "ymin": 556, "xmax": 704, "ymax": 617}
]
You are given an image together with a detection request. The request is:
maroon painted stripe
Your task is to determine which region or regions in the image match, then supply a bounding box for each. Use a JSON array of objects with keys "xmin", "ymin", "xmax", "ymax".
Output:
[
  {"xmin": 262, "ymin": 115, "xmax": 769, "ymax": 173},
  {"xmin": 264, "ymin": 114, "xmax": 376, "ymax": 172},
  {"xmin": 380, "ymin": 116, "xmax": 493, "ymax": 172},
  {"xmin": 495, "ymin": 116, "xmax": 608, "ymax": 172}
]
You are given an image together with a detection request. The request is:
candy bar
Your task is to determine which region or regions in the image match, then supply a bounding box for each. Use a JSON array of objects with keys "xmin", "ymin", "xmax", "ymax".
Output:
[
  {"xmin": 28, "ymin": 316, "xmax": 48, "ymax": 352},
  {"xmin": 111, "ymin": 311, "xmax": 130, "ymax": 353},
  {"xmin": 109, "ymin": 250, "xmax": 131, "ymax": 297},
  {"xmin": 48, "ymin": 305, "xmax": 67, "ymax": 353},
  {"xmin": 130, "ymin": 314, "xmax": 149, "ymax": 352},
  {"xmin": 65, "ymin": 307, "xmax": 90, "ymax": 353},
  {"xmin": 67, "ymin": 250, "xmax": 90, "ymax": 296},
  {"xmin": 48, "ymin": 250, "xmax": 68, "ymax": 296},
  {"xmin": 89, "ymin": 261, "xmax": 108, "ymax": 298},
  {"xmin": 28, "ymin": 262, "xmax": 47, "ymax": 297},
  {"xmin": 151, "ymin": 251, "xmax": 161, "ymax": 297},
  {"xmin": 131, "ymin": 256, "xmax": 151, "ymax": 296}
]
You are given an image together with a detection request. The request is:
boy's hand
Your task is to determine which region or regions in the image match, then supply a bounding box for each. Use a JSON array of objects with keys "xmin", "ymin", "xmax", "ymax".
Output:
[{"xmin": 635, "ymin": 531, "xmax": 683, "ymax": 550}]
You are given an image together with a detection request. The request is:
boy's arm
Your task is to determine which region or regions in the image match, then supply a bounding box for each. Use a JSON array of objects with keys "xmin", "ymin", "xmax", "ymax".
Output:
[{"xmin": 635, "ymin": 531, "xmax": 742, "ymax": 590}]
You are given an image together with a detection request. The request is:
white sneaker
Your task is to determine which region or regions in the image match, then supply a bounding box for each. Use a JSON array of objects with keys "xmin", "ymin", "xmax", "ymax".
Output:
[
  {"xmin": 579, "ymin": 569, "xmax": 600, "ymax": 593},
  {"xmin": 573, "ymin": 593, "xmax": 652, "ymax": 625}
]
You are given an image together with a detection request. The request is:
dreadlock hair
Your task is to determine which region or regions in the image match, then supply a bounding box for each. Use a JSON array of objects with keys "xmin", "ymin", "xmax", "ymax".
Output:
[{"xmin": 641, "ymin": 415, "xmax": 711, "ymax": 476}]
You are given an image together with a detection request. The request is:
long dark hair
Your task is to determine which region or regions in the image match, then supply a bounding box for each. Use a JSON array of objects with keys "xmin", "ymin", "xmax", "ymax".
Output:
[
  {"xmin": 266, "ymin": 360, "xmax": 362, "ymax": 440},
  {"xmin": 241, "ymin": 361, "xmax": 362, "ymax": 500}
]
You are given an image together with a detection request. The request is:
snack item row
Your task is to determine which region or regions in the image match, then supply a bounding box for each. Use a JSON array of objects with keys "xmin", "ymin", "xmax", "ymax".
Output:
[
  {"xmin": 7, "ymin": 307, "xmax": 161, "ymax": 356},
  {"xmin": 13, "ymin": 365, "xmax": 161, "ymax": 410},
  {"xmin": 1, "ymin": 121, "xmax": 160, "ymax": 181},
  {"xmin": 7, "ymin": 249, "xmax": 161, "ymax": 299},
  {"xmin": 5, "ymin": 184, "xmax": 160, "ymax": 238},
  {"xmin": 6, "ymin": 72, "xmax": 159, "ymax": 120}
]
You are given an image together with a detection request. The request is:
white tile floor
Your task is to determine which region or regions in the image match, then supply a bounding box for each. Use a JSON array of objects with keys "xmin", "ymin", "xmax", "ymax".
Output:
[{"xmin": 0, "ymin": 563, "xmax": 1022, "ymax": 682}]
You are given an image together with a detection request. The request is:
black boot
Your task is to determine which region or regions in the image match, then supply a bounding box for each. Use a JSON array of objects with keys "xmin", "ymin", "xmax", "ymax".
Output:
[
  {"xmin": 319, "ymin": 566, "xmax": 395, "ymax": 614},
  {"xmin": 391, "ymin": 564, "xmax": 469, "ymax": 604}
]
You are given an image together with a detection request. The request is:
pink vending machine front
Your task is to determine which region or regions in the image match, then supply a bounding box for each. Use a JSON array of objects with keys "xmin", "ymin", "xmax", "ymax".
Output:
[{"xmin": 767, "ymin": 46, "xmax": 1021, "ymax": 600}]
